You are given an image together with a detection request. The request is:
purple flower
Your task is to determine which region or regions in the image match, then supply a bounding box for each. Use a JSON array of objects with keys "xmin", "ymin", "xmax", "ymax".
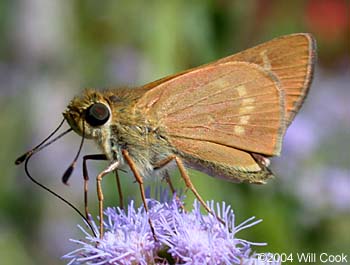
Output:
[{"xmin": 63, "ymin": 196, "xmax": 276, "ymax": 265}]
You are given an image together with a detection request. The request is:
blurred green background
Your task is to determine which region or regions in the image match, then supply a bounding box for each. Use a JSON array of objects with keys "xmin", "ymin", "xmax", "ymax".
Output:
[{"xmin": 1, "ymin": 0, "xmax": 349, "ymax": 264}]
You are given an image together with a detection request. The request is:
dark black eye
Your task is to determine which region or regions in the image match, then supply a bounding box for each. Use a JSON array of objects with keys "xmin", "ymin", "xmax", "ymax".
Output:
[{"xmin": 85, "ymin": 103, "xmax": 110, "ymax": 126}]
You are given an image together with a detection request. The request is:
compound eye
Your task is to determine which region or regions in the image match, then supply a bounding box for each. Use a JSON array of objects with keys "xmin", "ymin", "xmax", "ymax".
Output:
[{"xmin": 85, "ymin": 103, "xmax": 110, "ymax": 126}]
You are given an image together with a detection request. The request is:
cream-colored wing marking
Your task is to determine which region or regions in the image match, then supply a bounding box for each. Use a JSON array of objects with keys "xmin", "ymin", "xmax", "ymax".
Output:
[{"xmin": 137, "ymin": 62, "xmax": 285, "ymax": 156}]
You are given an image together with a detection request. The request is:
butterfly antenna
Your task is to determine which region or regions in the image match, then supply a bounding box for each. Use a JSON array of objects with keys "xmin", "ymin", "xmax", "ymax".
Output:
[
  {"xmin": 15, "ymin": 118, "xmax": 66, "ymax": 165},
  {"xmin": 17, "ymin": 119, "xmax": 97, "ymax": 237},
  {"xmin": 24, "ymin": 152, "xmax": 97, "ymax": 237},
  {"xmin": 62, "ymin": 121, "xmax": 85, "ymax": 185}
]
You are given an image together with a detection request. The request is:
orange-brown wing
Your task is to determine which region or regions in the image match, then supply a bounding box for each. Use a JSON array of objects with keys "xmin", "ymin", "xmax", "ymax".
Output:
[
  {"xmin": 170, "ymin": 138, "xmax": 273, "ymax": 183},
  {"xmin": 137, "ymin": 61, "xmax": 285, "ymax": 156},
  {"xmin": 142, "ymin": 33, "xmax": 316, "ymax": 126},
  {"xmin": 218, "ymin": 33, "xmax": 316, "ymax": 126}
]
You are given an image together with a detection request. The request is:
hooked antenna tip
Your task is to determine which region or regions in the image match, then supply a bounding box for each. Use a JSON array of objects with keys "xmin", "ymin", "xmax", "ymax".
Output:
[
  {"xmin": 62, "ymin": 163, "xmax": 76, "ymax": 185},
  {"xmin": 15, "ymin": 152, "xmax": 31, "ymax": 165}
]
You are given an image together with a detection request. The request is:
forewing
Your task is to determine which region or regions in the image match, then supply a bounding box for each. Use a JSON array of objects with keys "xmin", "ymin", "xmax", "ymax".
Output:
[
  {"xmin": 142, "ymin": 33, "xmax": 316, "ymax": 126},
  {"xmin": 137, "ymin": 61, "xmax": 285, "ymax": 156},
  {"xmin": 218, "ymin": 33, "xmax": 316, "ymax": 125}
]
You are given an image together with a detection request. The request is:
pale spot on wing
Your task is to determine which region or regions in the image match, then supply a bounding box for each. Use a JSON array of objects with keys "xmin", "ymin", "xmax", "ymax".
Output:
[
  {"xmin": 235, "ymin": 85, "xmax": 247, "ymax": 97},
  {"xmin": 241, "ymin": 98, "xmax": 255, "ymax": 105},
  {"xmin": 235, "ymin": 85, "xmax": 256, "ymax": 116},
  {"xmin": 239, "ymin": 96, "xmax": 256, "ymax": 115},
  {"xmin": 239, "ymin": 105, "xmax": 256, "ymax": 114},
  {"xmin": 234, "ymin": 115, "xmax": 250, "ymax": 135},
  {"xmin": 234, "ymin": 125, "xmax": 245, "ymax": 135},
  {"xmin": 260, "ymin": 50, "xmax": 271, "ymax": 70},
  {"xmin": 211, "ymin": 77, "xmax": 231, "ymax": 88},
  {"xmin": 233, "ymin": 85, "xmax": 257, "ymax": 118},
  {"xmin": 239, "ymin": 115, "xmax": 250, "ymax": 124}
]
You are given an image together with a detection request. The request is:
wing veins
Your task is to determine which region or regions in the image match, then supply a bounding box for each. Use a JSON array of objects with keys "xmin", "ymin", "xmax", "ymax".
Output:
[{"xmin": 165, "ymin": 77, "xmax": 280, "ymax": 118}]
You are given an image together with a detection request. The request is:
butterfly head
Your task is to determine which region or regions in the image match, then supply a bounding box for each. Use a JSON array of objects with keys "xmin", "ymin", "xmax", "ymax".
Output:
[{"xmin": 63, "ymin": 89, "xmax": 112, "ymax": 140}]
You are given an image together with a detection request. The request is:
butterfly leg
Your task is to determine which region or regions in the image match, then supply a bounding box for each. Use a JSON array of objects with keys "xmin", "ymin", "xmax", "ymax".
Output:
[
  {"xmin": 163, "ymin": 170, "xmax": 186, "ymax": 212},
  {"xmin": 154, "ymin": 157, "xmax": 183, "ymax": 205},
  {"xmin": 155, "ymin": 155, "xmax": 224, "ymax": 225},
  {"xmin": 82, "ymin": 154, "xmax": 108, "ymax": 221},
  {"xmin": 163, "ymin": 170, "xmax": 176, "ymax": 195},
  {"xmin": 122, "ymin": 149, "xmax": 156, "ymax": 239},
  {"xmin": 155, "ymin": 155, "xmax": 211, "ymax": 213},
  {"xmin": 114, "ymin": 170, "xmax": 124, "ymax": 209},
  {"xmin": 96, "ymin": 160, "xmax": 120, "ymax": 238}
]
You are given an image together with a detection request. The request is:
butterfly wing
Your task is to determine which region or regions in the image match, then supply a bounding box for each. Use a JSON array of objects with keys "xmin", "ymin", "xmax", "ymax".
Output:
[
  {"xmin": 218, "ymin": 33, "xmax": 316, "ymax": 126},
  {"xmin": 142, "ymin": 33, "xmax": 316, "ymax": 126},
  {"xmin": 137, "ymin": 62, "xmax": 284, "ymax": 182},
  {"xmin": 170, "ymin": 137, "xmax": 274, "ymax": 183},
  {"xmin": 137, "ymin": 62, "xmax": 285, "ymax": 158}
]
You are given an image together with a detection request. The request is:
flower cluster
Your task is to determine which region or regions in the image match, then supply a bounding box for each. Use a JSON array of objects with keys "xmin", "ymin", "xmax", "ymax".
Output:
[{"xmin": 63, "ymin": 197, "xmax": 277, "ymax": 265}]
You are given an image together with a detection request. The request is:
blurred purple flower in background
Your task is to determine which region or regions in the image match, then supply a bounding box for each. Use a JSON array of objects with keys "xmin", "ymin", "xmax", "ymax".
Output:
[
  {"xmin": 63, "ymin": 196, "xmax": 276, "ymax": 265},
  {"xmin": 276, "ymin": 67, "xmax": 350, "ymax": 217},
  {"xmin": 297, "ymin": 167, "xmax": 350, "ymax": 214}
]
